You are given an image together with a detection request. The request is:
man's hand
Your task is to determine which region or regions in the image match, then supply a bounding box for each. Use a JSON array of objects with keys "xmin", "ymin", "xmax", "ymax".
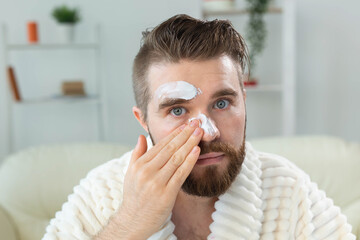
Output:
[{"xmin": 96, "ymin": 120, "xmax": 203, "ymax": 239}]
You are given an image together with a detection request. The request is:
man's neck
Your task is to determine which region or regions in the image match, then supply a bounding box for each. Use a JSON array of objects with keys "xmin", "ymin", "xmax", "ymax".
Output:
[{"xmin": 171, "ymin": 190, "xmax": 218, "ymax": 239}]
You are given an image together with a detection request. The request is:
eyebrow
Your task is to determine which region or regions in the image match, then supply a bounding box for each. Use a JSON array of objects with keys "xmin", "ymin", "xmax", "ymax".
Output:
[
  {"xmin": 211, "ymin": 88, "xmax": 238, "ymax": 99},
  {"xmin": 158, "ymin": 98, "xmax": 192, "ymax": 111},
  {"xmin": 157, "ymin": 88, "xmax": 238, "ymax": 111}
]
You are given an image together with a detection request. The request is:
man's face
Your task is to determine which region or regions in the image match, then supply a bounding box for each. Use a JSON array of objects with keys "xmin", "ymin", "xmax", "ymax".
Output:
[{"xmin": 137, "ymin": 55, "xmax": 247, "ymax": 197}]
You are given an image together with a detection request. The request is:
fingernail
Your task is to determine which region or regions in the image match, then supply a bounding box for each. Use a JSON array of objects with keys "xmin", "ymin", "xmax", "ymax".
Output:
[
  {"xmin": 135, "ymin": 136, "xmax": 141, "ymax": 150},
  {"xmin": 179, "ymin": 124, "xmax": 186, "ymax": 130},
  {"xmin": 191, "ymin": 146, "xmax": 199, "ymax": 154},
  {"xmin": 193, "ymin": 128, "xmax": 201, "ymax": 136},
  {"xmin": 190, "ymin": 120, "xmax": 198, "ymax": 128}
]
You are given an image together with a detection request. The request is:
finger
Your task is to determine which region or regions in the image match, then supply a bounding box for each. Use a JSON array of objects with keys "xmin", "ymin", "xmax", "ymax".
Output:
[
  {"xmin": 130, "ymin": 135, "xmax": 147, "ymax": 164},
  {"xmin": 166, "ymin": 145, "xmax": 200, "ymax": 193},
  {"xmin": 158, "ymin": 127, "xmax": 203, "ymax": 181},
  {"xmin": 138, "ymin": 124, "xmax": 186, "ymax": 163},
  {"xmin": 147, "ymin": 120, "xmax": 200, "ymax": 170}
]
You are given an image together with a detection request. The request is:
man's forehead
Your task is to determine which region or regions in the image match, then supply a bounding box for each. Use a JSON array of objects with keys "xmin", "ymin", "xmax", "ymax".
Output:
[
  {"xmin": 147, "ymin": 56, "xmax": 240, "ymax": 93},
  {"xmin": 147, "ymin": 62, "xmax": 190, "ymax": 91}
]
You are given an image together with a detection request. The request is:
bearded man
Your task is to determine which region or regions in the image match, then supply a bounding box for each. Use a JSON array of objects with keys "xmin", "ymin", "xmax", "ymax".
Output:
[{"xmin": 43, "ymin": 14, "xmax": 355, "ymax": 239}]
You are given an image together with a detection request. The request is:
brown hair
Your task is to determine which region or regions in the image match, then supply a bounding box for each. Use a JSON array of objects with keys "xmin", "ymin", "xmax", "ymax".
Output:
[{"xmin": 132, "ymin": 14, "xmax": 249, "ymax": 121}]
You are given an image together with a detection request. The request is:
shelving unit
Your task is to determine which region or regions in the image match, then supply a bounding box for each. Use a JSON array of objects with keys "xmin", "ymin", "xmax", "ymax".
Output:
[
  {"xmin": 13, "ymin": 94, "xmax": 101, "ymax": 105},
  {"xmin": 202, "ymin": 0, "xmax": 296, "ymax": 136},
  {"xmin": 2, "ymin": 25, "xmax": 104, "ymax": 152},
  {"xmin": 203, "ymin": 7, "xmax": 283, "ymax": 17},
  {"xmin": 245, "ymin": 84, "xmax": 283, "ymax": 93},
  {"xmin": 6, "ymin": 43, "xmax": 99, "ymax": 50}
]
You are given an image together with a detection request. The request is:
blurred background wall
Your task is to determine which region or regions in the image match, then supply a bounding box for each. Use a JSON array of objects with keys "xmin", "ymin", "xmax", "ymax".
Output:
[
  {"xmin": 0, "ymin": 0, "xmax": 359, "ymax": 161},
  {"xmin": 296, "ymin": 0, "xmax": 360, "ymax": 141}
]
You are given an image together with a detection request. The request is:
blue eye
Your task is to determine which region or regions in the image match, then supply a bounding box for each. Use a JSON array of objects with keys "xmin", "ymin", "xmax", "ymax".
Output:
[
  {"xmin": 170, "ymin": 107, "xmax": 186, "ymax": 116},
  {"xmin": 214, "ymin": 99, "xmax": 229, "ymax": 109}
]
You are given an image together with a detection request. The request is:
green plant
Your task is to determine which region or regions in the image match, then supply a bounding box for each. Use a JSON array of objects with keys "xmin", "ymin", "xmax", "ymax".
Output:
[
  {"xmin": 52, "ymin": 5, "xmax": 80, "ymax": 24},
  {"xmin": 245, "ymin": 0, "xmax": 271, "ymax": 72}
]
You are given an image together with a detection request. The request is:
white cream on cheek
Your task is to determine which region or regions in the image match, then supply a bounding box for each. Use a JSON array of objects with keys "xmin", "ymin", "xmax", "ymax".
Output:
[{"xmin": 154, "ymin": 81, "xmax": 202, "ymax": 104}]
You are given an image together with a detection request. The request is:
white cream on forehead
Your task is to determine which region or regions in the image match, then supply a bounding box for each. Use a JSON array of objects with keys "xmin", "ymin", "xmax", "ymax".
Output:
[
  {"xmin": 154, "ymin": 81, "xmax": 202, "ymax": 103},
  {"xmin": 189, "ymin": 113, "xmax": 219, "ymax": 137}
]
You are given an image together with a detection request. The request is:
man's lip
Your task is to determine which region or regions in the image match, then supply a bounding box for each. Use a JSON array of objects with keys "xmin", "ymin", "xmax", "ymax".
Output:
[{"xmin": 198, "ymin": 152, "xmax": 224, "ymax": 160}]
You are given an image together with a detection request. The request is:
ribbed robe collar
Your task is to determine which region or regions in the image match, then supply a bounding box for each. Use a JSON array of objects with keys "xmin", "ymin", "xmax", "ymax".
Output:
[{"xmin": 145, "ymin": 137, "xmax": 264, "ymax": 240}]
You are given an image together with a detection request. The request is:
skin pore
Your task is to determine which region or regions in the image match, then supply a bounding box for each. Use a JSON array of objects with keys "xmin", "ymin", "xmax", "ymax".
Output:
[{"xmin": 133, "ymin": 55, "xmax": 247, "ymax": 239}]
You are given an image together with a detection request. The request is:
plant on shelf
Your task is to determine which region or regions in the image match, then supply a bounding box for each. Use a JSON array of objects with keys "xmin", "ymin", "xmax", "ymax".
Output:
[
  {"xmin": 245, "ymin": 0, "xmax": 271, "ymax": 78},
  {"xmin": 52, "ymin": 5, "xmax": 80, "ymax": 24},
  {"xmin": 51, "ymin": 5, "xmax": 81, "ymax": 43}
]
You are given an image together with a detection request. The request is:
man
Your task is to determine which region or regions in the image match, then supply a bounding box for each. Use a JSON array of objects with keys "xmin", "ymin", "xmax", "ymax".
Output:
[{"xmin": 43, "ymin": 15, "xmax": 355, "ymax": 239}]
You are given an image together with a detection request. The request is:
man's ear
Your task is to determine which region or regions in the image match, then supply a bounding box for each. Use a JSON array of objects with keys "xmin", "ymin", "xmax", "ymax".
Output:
[{"xmin": 132, "ymin": 106, "xmax": 148, "ymax": 133}]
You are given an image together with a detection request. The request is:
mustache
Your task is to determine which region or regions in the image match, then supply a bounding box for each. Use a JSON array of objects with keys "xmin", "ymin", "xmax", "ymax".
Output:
[{"xmin": 198, "ymin": 141, "xmax": 238, "ymax": 156}]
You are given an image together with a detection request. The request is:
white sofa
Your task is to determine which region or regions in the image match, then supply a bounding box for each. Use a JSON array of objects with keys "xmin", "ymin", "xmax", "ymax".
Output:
[
  {"xmin": 0, "ymin": 136, "xmax": 359, "ymax": 239},
  {"xmin": 0, "ymin": 143, "xmax": 131, "ymax": 240}
]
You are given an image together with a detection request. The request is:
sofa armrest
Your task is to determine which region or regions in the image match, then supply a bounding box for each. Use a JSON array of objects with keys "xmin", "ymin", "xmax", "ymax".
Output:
[
  {"xmin": 0, "ymin": 204, "xmax": 18, "ymax": 240},
  {"xmin": 343, "ymin": 200, "xmax": 360, "ymax": 239}
]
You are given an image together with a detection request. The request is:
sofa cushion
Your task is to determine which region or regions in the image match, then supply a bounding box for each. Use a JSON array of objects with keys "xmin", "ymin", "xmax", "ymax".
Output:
[
  {"xmin": 0, "ymin": 204, "xmax": 17, "ymax": 240},
  {"xmin": 0, "ymin": 143, "xmax": 131, "ymax": 240}
]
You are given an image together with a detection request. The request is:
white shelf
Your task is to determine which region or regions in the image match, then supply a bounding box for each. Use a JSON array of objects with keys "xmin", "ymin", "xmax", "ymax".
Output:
[
  {"xmin": 6, "ymin": 43, "xmax": 99, "ymax": 50},
  {"xmin": 245, "ymin": 84, "xmax": 283, "ymax": 93},
  {"xmin": 13, "ymin": 95, "xmax": 100, "ymax": 105},
  {"xmin": 203, "ymin": 7, "xmax": 282, "ymax": 17}
]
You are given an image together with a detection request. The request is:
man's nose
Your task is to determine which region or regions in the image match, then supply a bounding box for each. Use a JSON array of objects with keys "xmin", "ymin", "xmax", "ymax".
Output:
[{"xmin": 191, "ymin": 113, "xmax": 220, "ymax": 142}]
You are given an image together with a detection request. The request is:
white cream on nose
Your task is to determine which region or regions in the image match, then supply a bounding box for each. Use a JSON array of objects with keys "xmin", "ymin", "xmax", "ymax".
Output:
[
  {"xmin": 154, "ymin": 81, "xmax": 202, "ymax": 103},
  {"xmin": 189, "ymin": 113, "xmax": 219, "ymax": 137}
]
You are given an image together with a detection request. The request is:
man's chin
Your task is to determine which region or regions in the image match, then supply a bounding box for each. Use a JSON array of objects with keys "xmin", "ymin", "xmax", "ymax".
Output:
[
  {"xmin": 181, "ymin": 141, "xmax": 246, "ymax": 198},
  {"xmin": 182, "ymin": 159, "xmax": 239, "ymax": 198}
]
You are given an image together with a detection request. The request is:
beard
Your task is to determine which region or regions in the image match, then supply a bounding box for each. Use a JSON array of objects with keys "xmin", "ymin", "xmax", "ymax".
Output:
[
  {"xmin": 148, "ymin": 130, "xmax": 246, "ymax": 198},
  {"xmin": 182, "ymin": 139, "xmax": 245, "ymax": 197}
]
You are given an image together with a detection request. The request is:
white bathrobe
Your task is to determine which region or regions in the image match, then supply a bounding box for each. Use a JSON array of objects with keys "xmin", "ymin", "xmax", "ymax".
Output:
[{"xmin": 43, "ymin": 141, "xmax": 355, "ymax": 239}]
